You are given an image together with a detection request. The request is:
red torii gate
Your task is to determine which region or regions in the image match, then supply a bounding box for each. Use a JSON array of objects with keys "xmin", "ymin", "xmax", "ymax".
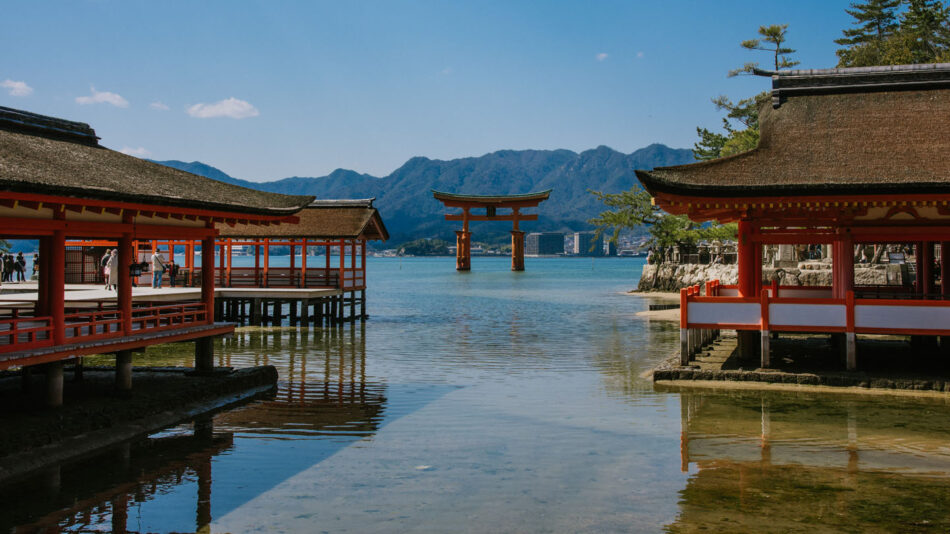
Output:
[{"xmin": 432, "ymin": 190, "xmax": 551, "ymax": 271}]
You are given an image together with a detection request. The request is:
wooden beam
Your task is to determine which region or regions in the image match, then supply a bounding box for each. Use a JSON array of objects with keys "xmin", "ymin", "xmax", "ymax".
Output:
[{"xmin": 445, "ymin": 214, "xmax": 539, "ymax": 222}]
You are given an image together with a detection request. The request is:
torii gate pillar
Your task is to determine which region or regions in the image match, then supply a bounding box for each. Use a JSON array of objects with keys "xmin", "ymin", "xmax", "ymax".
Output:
[
  {"xmin": 456, "ymin": 230, "xmax": 471, "ymax": 271},
  {"xmin": 511, "ymin": 230, "xmax": 525, "ymax": 271}
]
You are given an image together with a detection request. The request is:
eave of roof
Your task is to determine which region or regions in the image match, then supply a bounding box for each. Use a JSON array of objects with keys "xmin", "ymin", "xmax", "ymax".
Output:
[
  {"xmin": 431, "ymin": 189, "xmax": 552, "ymax": 203},
  {"xmin": 0, "ymin": 108, "xmax": 315, "ymax": 217}
]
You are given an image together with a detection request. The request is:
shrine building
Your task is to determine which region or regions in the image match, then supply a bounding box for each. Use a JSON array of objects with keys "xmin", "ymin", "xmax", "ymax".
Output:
[
  {"xmin": 634, "ymin": 64, "xmax": 950, "ymax": 371},
  {"xmin": 0, "ymin": 106, "xmax": 313, "ymax": 405}
]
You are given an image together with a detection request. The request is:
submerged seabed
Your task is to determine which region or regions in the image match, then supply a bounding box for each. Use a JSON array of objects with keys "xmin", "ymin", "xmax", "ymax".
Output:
[{"xmin": 5, "ymin": 257, "xmax": 950, "ymax": 533}]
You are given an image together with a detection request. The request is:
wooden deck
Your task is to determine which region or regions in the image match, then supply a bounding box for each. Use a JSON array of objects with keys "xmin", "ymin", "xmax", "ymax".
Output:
[{"xmin": 0, "ymin": 286, "xmax": 341, "ymax": 309}]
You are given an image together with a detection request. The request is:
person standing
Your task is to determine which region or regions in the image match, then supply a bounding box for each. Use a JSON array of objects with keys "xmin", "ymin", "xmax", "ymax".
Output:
[
  {"xmin": 168, "ymin": 261, "xmax": 179, "ymax": 287},
  {"xmin": 107, "ymin": 249, "xmax": 119, "ymax": 291},
  {"xmin": 31, "ymin": 253, "xmax": 39, "ymax": 280},
  {"xmin": 101, "ymin": 249, "xmax": 112, "ymax": 289},
  {"xmin": 14, "ymin": 252, "xmax": 25, "ymax": 282},
  {"xmin": 151, "ymin": 251, "xmax": 166, "ymax": 289}
]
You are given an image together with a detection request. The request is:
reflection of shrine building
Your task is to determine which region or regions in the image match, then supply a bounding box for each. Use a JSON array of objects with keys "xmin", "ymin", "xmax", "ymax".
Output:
[
  {"xmin": 0, "ymin": 418, "xmax": 230, "ymax": 533},
  {"xmin": 670, "ymin": 391, "xmax": 950, "ymax": 532},
  {"xmin": 3, "ymin": 326, "xmax": 387, "ymax": 532}
]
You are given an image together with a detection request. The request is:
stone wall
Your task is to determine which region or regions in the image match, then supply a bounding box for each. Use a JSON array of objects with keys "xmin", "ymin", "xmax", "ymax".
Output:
[{"xmin": 637, "ymin": 261, "xmax": 902, "ymax": 292}]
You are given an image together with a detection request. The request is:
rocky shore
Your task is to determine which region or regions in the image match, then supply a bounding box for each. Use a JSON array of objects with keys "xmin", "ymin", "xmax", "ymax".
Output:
[{"xmin": 637, "ymin": 261, "xmax": 902, "ymax": 292}]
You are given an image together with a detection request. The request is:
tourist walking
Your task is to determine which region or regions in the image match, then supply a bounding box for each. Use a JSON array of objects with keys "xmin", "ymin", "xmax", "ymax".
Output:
[
  {"xmin": 101, "ymin": 249, "xmax": 112, "ymax": 288},
  {"xmin": 151, "ymin": 251, "xmax": 166, "ymax": 288},
  {"xmin": 106, "ymin": 249, "xmax": 118, "ymax": 290},
  {"xmin": 14, "ymin": 252, "xmax": 25, "ymax": 282}
]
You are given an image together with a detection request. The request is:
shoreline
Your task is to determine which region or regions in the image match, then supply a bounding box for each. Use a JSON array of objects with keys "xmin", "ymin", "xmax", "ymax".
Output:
[{"xmin": 0, "ymin": 366, "xmax": 277, "ymax": 484}]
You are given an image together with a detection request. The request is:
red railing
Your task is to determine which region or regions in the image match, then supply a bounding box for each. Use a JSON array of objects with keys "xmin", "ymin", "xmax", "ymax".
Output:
[
  {"xmin": 0, "ymin": 316, "xmax": 54, "ymax": 351},
  {"xmin": 131, "ymin": 303, "xmax": 208, "ymax": 333},
  {"xmin": 64, "ymin": 309, "xmax": 123, "ymax": 342}
]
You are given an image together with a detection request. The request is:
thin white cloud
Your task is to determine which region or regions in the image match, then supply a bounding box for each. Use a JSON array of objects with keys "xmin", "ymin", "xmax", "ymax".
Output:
[
  {"xmin": 119, "ymin": 146, "xmax": 151, "ymax": 158},
  {"xmin": 76, "ymin": 87, "xmax": 129, "ymax": 108},
  {"xmin": 637, "ymin": 51, "xmax": 644, "ymax": 58},
  {"xmin": 1, "ymin": 79, "xmax": 33, "ymax": 97},
  {"xmin": 149, "ymin": 101, "xmax": 170, "ymax": 110},
  {"xmin": 596, "ymin": 53, "xmax": 608, "ymax": 62},
  {"xmin": 187, "ymin": 97, "xmax": 259, "ymax": 119}
]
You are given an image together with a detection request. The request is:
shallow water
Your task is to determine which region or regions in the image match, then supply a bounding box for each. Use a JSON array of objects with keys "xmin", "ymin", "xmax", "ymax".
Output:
[{"xmin": 5, "ymin": 257, "xmax": 950, "ymax": 533}]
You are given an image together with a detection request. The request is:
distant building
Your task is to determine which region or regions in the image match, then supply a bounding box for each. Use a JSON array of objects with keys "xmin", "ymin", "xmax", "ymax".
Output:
[
  {"xmin": 526, "ymin": 232, "xmax": 565, "ymax": 256},
  {"xmin": 573, "ymin": 232, "xmax": 604, "ymax": 257},
  {"xmin": 605, "ymin": 240, "xmax": 617, "ymax": 256}
]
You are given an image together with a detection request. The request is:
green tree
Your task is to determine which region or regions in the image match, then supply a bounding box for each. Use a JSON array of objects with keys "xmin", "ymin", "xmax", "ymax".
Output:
[
  {"xmin": 587, "ymin": 189, "xmax": 736, "ymax": 248},
  {"xmin": 693, "ymin": 25, "xmax": 795, "ymax": 161},
  {"xmin": 837, "ymin": 0, "xmax": 950, "ymax": 66},
  {"xmin": 729, "ymin": 24, "xmax": 800, "ymax": 76},
  {"xmin": 835, "ymin": 0, "xmax": 902, "ymax": 66}
]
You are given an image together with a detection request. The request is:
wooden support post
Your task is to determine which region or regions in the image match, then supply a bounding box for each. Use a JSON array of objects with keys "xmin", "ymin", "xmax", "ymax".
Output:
[
  {"xmin": 50, "ymin": 229, "xmax": 66, "ymax": 345},
  {"xmin": 301, "ymin": 299, "xmax": 309, "ymax": 325},
  {"xmin": 115, "ymin": 350, "xmax": 133, "ymax": 391},
  {"xmin": 916, "ymin": 241, "xmax": 925, "ymax": 295},
  {"xmin": 119, "ymin": 232, "xmax": 133, "ymax": 334},
  {"xmin": 263, "ymin": 238, "xmax": 270, "ymax": 287},
  {"xmin": 737, "ymin": 220, "xmax": 754, "ymax": 298},
  {"xmin": 194, "ymin": 336, "xmax": 214, "ymax": 374},
  {"xmin": 301, "ymin": 239, "xmax": 308, "ymax": 288},
  {"xmin": 760, "ymin": 288, "xmax": 770, "ymax": 369},
  {"xmin": 201, "ymin": 233, "xmax": 215, "ymax": 323},
  {"xmin": 922, "ymin": 241, "xmax": 934, "ymax": 296},
  {"xmin": 846, "ymin": 290, "xmax": 857, "ymax": 371},
  {"xmin": 290, "ymin": 243, "xmax": 296, "ymax": 286},
  {"xmin": 289, "ymin": 300, "xmax": 298, "ymax": 326},
  {"xmin": 360, "ymin": 289, "xmax": 366, "ymax": 319},
  {"xmin": 679, "ymin": 288, "xmax": 689, "ymax": 365},
  {"xmin": 46, "ymin": 361, "xmax": 64, "ymax": 408}
]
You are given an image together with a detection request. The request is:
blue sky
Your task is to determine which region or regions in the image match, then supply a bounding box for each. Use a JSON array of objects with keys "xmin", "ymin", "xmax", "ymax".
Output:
[{"xmin": 2, "ymin": 1, "xmax": 852, "ymax": 181}]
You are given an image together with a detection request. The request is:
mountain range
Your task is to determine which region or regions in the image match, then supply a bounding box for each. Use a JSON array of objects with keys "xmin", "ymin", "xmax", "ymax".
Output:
[{"xmin": 154, "ymin": 144, "xmax": 693, "ymax": 245}]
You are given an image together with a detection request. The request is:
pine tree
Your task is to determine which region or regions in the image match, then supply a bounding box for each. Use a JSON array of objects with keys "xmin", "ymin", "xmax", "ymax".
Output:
[
  {"xmin": 729, "ymin": 24, "xmax": 800, "ymax": 76},
  {"xmin": 899, "ymin": 0, "xmax": 950, "ymax": 62},
  {"xmin": 835, "ymin": 0, "xmax": 901, "ymax": 66}
]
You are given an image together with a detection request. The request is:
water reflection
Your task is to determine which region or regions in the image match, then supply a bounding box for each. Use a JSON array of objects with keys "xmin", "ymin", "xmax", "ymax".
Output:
[
  {"xmin": 2, "ymin": 326, "xmax": 395, "ymax": 532},
  {"xmin": 0, "ymin": 417, "xmax": 229, "ymax": 533},
  {"xmin": 668, "ymin": 388, "xmax": 950, "ymax": 532}
]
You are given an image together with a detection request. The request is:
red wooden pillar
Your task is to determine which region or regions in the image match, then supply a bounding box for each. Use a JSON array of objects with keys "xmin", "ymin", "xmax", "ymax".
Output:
[
  {"xmin": 36, "ymin": 237, "xmax": 50, "ymax": 316},
  {"xmin": 50, "ymin": 229, "xmax": 66, "ymax": 345},
  {"xmin": 201, "ymin": 233, "xmax": 215, "ymax": 322},
  {"xmin": 360, "ymin": 240, "xmax": 367, "ymax": 288},
  {"xmin": 915, "ymin": 241, "xmax": 924, "ymax": 295},
  {"xmin": 119, "ymin": 233, "xmax": 133, "ymax": 334},
  {"xmin": 263, "ymin": 238, "xmax": 270, "ymax": 287},
  {"xmin": 350, "ymin": 239, "xmax": 357, "ymax": 280},
  {"xmin": 338, "ymin": 240, "xmax": 345, "ymax": 289},
  {"xmin": 290, "ymin": 243, "xmax": 296, "ymax": 286},
  {"xmin": 833, "ymin": 231, "xmax": 854, "ymax": 299},
  {"xmin": 922, "ymin": 242, "xmax": 934, "ymax": 297},
  {"xmin": 941, "ymin": 242, "xmax": 950, "ymax": 297},
  {"xmin": 301, "ymin": 239, "xmax": 308, "ymax": 288},
  {"xmin": 737, "ymin": 220, "xmax": 755, "ymax": 297},
  {"xmin": 254, "ymin": 244, "xmax": 261, "ymax": 286},
  {"xmin": 325, "ymin": 243, "xmax": 331, "ymax": 285}
]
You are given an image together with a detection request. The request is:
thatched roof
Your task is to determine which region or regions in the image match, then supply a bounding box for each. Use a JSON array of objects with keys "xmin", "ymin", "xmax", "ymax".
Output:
[
  {"xmin": 637, "ymin": 63, "xmax": 950, "ymax": 198},
  {"xmin": 218, "ymin": 199, "xmax": 389, "ymax": 240},
  {"xmin": 0, "ymin": 106, "xmax": 314, "ymax": 216}
]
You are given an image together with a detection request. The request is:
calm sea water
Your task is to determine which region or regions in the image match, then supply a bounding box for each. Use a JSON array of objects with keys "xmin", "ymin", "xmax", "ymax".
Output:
[{"xmin": 5, "ymin": 257, "xmax": 950, "ymax": 533}]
